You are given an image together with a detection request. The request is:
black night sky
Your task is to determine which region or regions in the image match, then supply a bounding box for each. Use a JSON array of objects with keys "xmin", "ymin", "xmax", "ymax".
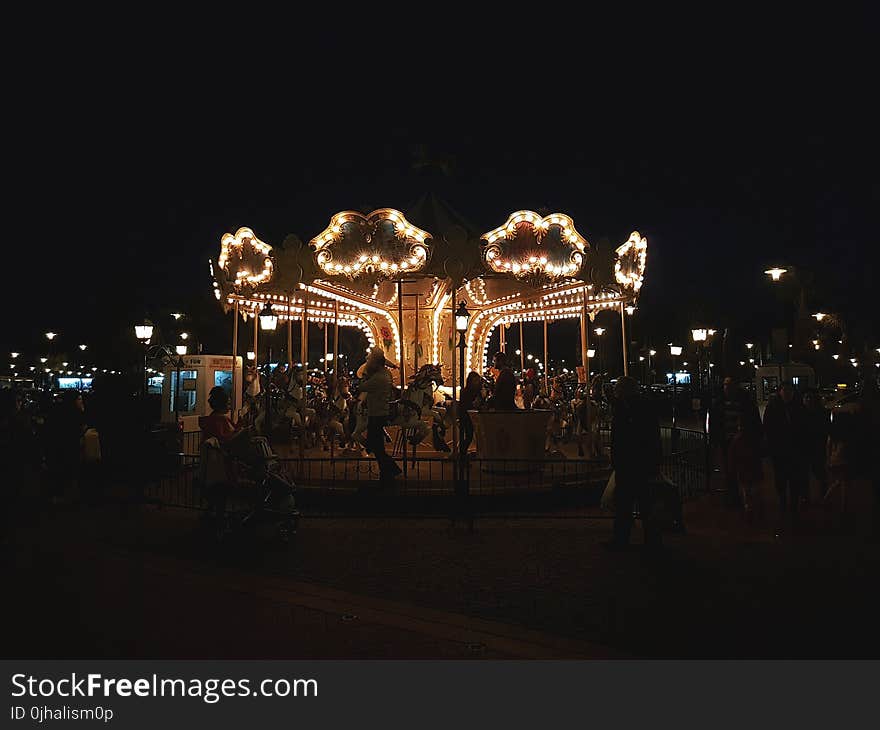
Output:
[{"xmin": 4, "ymin": 16, "xmax": 874, "ymax": 372}]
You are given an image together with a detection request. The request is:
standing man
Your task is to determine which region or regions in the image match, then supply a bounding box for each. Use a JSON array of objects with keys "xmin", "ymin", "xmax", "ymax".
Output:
[
  {"xmin": 606, "ymin": 377, "xmax": 662, "ymax": 551},
  {"xmin": 358, "ymin": 348, "xmax": 402, "ymax": 484},
  {"xmin": 763, "ymin": 381, "xmax": 808, "ymax": 525},
  {"xmin": 710, "ymin": 376, "xmax": 758, "ymax": 509}
]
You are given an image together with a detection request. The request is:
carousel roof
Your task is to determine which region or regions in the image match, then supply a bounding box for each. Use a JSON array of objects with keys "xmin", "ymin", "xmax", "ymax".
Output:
[{"xmin": 209, "ymin": 198, "xmax": 647, "ymax": 315}]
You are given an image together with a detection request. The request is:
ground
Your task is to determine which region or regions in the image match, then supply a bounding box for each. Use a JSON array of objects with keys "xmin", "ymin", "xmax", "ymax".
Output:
[{"xmin": 2, "ymin": 465, "xmax": 878, "ymax": 659}]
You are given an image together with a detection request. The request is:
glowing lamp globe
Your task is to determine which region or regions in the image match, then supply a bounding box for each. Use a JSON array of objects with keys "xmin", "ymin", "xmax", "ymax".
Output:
[
  {"xmin": 454, "ymin": 301, "xmax": 470, "ymax": 332},
  {"xmin": 259, "ymin": 302, "xmax": 278, "ymax": 331},
  {"xmin": 135, "ymin": 321, "xmax": 154, "ymax": 342}
]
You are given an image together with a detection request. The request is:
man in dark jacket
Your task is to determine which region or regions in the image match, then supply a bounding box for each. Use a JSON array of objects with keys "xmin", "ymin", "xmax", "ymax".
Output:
[
  {"xmin": 607, "ymin": 377, "xmax": 662, "ymax": 551},
  {"xmin": 762, "ymin": 381, "xmax": 808, "ymax": 520}
]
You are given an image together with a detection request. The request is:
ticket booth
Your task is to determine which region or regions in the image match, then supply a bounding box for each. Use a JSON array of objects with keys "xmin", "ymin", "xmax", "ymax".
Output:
[{"xmin": 161, "ymin": 355, "xmax": 243, "ymax": 452}]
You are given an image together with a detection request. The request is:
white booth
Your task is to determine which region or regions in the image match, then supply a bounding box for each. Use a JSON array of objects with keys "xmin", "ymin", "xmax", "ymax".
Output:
[
  {"xmin": 754, "ymin": 363, "xmax": 816, "ymax": 414},
  {"xmin": 161, "ymin": 355, "xmax": 243, "ymax": 450}
]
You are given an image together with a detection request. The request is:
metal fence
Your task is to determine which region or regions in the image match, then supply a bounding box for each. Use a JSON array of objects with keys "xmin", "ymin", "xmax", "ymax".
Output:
[{"xmin": 143, "ymin": 425, "xmax": 709, "ymax": 517}]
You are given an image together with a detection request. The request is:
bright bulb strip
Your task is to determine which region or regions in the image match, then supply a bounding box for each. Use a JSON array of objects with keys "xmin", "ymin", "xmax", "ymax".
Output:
[
  {"xmin": 482, "ymin": 210, "xmax": 587, "ymax": 279},
  {"xmin": 310, "ymin": 209, "xmax": 430, "ymax": 279},
  {"xmin": 614, "ymin": 231, "xmax": 648, "ymax": 292},
  {"xmin": 218, "ymin": 227, "xmax": 274, "ymax": 288}
]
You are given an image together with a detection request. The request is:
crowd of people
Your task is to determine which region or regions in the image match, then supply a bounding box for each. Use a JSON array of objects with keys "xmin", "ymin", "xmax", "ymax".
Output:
[
  {"xmin": 4, "ymin": 350, "xmax": 879, "ymax": 546},
  {"xmin": 710, "ymin": 376, "xmax": 880, "ymax": 531}
]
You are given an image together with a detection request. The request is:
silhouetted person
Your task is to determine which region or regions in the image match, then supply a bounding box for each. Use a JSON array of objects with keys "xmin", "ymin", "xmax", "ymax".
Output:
[
  {"xmin": 606, "ymin": 376, "xmax": 662, "ymax": 551},
  {"xmin": 763, "ymin": 382, "xmax": 808, "ymax": 524},
  {"xmin": 485, "ymin": 352, "xmax": 518, "ymax": 411},
  {"xmin": 1, "ymin": 390, "xmax": 36, "ymax": 519},
  {"xmin": 44, "ymin": 390, "xmax": 86, "ymax": 504},
  {"xmin": 802, "ymin": 389, "xmax": 829, "ymax": 503},
  {"xmin": 358, "ymin": 348, "xmax": 401, "ymax": 484},
  {"xmin": 727, "ymin": 410, "xmax": 764, "ymax": 523},
  {"xmin": 860, "ymin": 378, "xmax": 880, "ymax": 538},
  {"xmin": 710, "ymin": 376, "xmax": 758, "ymax": 509},
  {"xmin": 459, "ymin": 371, "xmax": 483, "ymax": 454}
]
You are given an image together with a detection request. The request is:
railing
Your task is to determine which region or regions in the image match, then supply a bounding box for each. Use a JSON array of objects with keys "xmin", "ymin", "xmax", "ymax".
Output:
[{"xmin": 143, "ymin": 424, "xmax": 708, "ymax": 517}]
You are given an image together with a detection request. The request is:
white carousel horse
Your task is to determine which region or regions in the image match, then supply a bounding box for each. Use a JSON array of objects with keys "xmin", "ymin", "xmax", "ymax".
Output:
[{"xmin": 388, "ymin": 363, "xmax": 450, "ymax": 452}]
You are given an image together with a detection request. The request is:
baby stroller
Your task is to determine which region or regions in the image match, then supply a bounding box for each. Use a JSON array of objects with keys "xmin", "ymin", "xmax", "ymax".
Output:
[{"xmin": 197, "ymin": 434, "xmax": 299, "ymax": 545}]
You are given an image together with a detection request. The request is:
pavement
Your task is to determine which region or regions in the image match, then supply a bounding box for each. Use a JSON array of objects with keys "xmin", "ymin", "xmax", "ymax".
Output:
[{"xmin": 3, "ymin": 465, "xmax": 879, "ymax": 659}]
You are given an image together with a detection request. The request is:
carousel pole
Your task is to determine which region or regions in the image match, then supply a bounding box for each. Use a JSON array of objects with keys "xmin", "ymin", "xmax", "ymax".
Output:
[
  {"xmin": 299, "ymin": 300, "xmax": 307, "ymax": 461},
  {"xmin": 287, "ymin": 294, "xmax": 293, "ymax": 369},
  {"xmin": 414, "ymin": 290, "xmax": 420, "ymax": 371},
  {"xmin": 579, "ymin": 290, "xmax": 589, "ymax": 377},
  {"xmin": 333, "ymin": 299, "xmax": 339, "ymax": 372},
  {"xmin": 397, "ymin": 278, "xmax": 405, "ymax": 389},
  {"xmin": 519, "ymin": 321, "xmax": 525, "ymax": 374},
  {"xmin": 543, "ymin": 319, "xmax": 549, "ymax": 394},
  {"xmin": 450, "ymin": 293, "xmax": 457, "ymax": 458},
  {"xmin": 500, "ymin": 321, "xmax": 506, "ymax": 354},
  {"xmin": 619, "ymin": 301, "xmax": 629, "ymax": 376},
  {"xmin": 231, "ymin": 299, "xmax": 239, "ymax": 420},
  {"xmin": 323, "ymin": 324, "xmax": 328, "ymax": 375},
  {"xmin": 300, "ymin": 302, "xmax": 308, "ymax": 367},
  {"xmin": 581, "ymin": 286, "xmax": 593, "ymax": 456},
  {"xmin": 252, "ymin": 303, "xmax": 259, "ymax": 373}
]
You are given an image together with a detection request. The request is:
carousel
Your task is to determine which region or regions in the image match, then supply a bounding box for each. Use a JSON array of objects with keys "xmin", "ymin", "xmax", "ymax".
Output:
[{"xmin": 209, "ymin": 199, "xmax": 648, "ymax": 458}]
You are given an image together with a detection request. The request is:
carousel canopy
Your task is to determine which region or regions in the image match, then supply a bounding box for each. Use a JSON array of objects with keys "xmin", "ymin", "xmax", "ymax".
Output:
[{"xmin": 209, "ymin": 199, "xmax": 648, "ymax": 373}]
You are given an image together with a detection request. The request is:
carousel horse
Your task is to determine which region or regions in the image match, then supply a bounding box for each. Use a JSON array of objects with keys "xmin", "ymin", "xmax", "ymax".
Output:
[
  {"xmin": 387, "ymin": 363, "xmax": 450, "ymax": 454},
  {"xmin": 312, "ymin": 387, "xmax": 348, "ymax": 451},
  {"xmin": 281, "ymin": 373, "xmax": 316, "ymax": 446}
]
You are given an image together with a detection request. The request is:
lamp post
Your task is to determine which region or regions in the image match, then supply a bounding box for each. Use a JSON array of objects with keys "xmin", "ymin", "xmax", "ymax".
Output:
[
  {"xmin": 593, "ymin": 327, "xmax": 605, "ymax": 375},
  {"xmin": 134, "ymin": 320, "xmax": 154, "ymax": 398},
  {"xmin": 455, "ymin": 301, "xmax": 470, "ymax": 491},
  {"xmin": 670, "ymin": 344, "xmax": 682, "ymax": 447},
  {"xmin": 692, "ymin": 328, "xmax": 707, "ymax": 406},
  {"xmin": 259, "ymin": 302, "xmax": 278, "ymax": 438}
]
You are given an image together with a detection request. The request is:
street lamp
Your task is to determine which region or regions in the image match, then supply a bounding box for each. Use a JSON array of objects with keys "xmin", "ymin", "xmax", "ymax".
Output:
[
  {"xmin": 134, "ymin": 320, "xmax": 154, "ymax": 398},
  {"xmin": 692, "ymin": 329, "xmax": 708, "ymax": 405},
  {"xmin": 625, "ymin": 305, "xmax": 636, "ymax": 315},
  {"xmin": 812, "ymin": 313, "xmax": 827, "ymax": 322},
  {"xmin": 79, "ymin": 344, "xmax": 87, "ymax": 352},
  {"xmin": 258, "ymin": 302, "xmax": 278, "ymax": 437},
  {"xmin": 135, "ymin": 321, "xmax": 154, "ymax": 343},
  {"xmin": 171, "ymin": 312, "xmax": 184, "ymax": 320},
  {"xmin": 594, "ymin": 327, "xmax": 605, "ymax": 336},
  {"xmin": 11, "ymin": 352, "xmax": 19, "ymax": 359},
  {"xmin": 764, "ymin": 267, "xmax": 787, "ymax": 281},
  {"xmin": 454, "ymin": 301, "xmax": 470, "ymax": 491},
  {"xmin": 669, "ymin": 344, "xmax": 682, "ymax": 444},
  {"xmin": 45, "ymin": 331, "xmax": 57, "ymax": 341},
  {"xmin": 246, "ymin": 351, "xmax": 256, "ymax": 361},
  {"xmin": 179, "ymin": 332, "xmax": 189, "ymax": 340},
  {"xmin": 175, "ymin": 345, "xmax": 187, "ymax": 356},
  {"xmin": 259, "ymin": 302, "xmax": 278, "ymax": 332}
]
